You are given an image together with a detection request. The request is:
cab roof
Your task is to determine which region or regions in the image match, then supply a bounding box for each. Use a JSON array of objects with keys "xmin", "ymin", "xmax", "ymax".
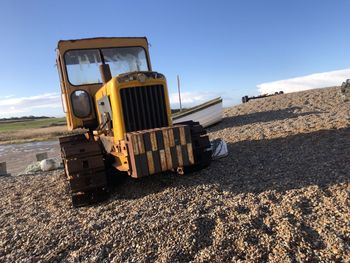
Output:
[{"xmin": 57, "ymin": 37, "xmax": 149, "ymax": 53}]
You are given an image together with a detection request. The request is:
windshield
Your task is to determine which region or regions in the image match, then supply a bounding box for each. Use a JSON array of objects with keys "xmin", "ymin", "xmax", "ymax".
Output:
[{"xmin": 64, "ymin": 47, "xmax": 149, "ymax": 86}]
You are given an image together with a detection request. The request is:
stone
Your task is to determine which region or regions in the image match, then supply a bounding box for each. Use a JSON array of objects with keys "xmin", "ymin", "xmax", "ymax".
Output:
[
  {"xmin": 40, "ymin": 159, "xmax": 58, "ymax": 171},
  {"xmin": 36, "ymin": 152, "xmax": 48, "ymax": 162}
]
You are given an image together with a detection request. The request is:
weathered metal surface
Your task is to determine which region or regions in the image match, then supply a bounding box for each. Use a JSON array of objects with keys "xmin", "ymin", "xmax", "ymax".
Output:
[
  {"xmin": 69, "ymin": 171, "xmax": 107, "ymax": 193},
  {"xmin": 120, "ymin": 85, "xmax": 169, "ymax": 132},
  {"xmin": 65, "ymin": 155, "xmax": 105, "ymax": 176},
  {"xmin": 59, "ymin": 134, "xmax": 109, "ymax": 207},
  {"xmin": 175, "ymin": 121, "xmax": 212, "ymax": 170},
  {"xmin": 59, "ymin": 133, "xmax": 87, "ymax": 144},
  {"xmin": 61, "ymin": 142, "xmax": 102, "ymax": 159},
  {"xmin": 99, "ymin": 135, "xmax": 114, "ymax": 153},
  {"xmin": 162, "ymin": 128, "xmax": 173, "ymax": 170},
  {"xmin": 125, "ymin": 125, "xmax": 194, "ymax": 178}
]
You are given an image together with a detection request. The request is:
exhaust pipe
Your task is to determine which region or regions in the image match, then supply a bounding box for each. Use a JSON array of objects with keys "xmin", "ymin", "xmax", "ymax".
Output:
[{"xmin": 99, "ymin": 64, "xmax": 112, "ymax": 84}]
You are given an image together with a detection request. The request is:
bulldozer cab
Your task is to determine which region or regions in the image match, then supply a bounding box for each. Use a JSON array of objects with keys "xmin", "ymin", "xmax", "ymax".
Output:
[{"xmin": 56, "ymin": 37, "xmax": 152, "ymax": 130}]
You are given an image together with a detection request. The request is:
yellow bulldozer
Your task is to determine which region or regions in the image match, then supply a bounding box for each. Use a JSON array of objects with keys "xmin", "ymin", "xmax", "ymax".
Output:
[{"xmin": 56, "ymin": 37, "xmax": 212, "ymax": 206}]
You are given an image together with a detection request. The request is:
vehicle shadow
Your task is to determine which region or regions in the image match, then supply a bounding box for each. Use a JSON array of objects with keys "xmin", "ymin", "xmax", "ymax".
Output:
[
  {"xmin": 109, "ymin": 127, "xmax": 350, "ymax": 200},
  {"xmin": 208, "ymin": 107, "xmax": 324, "ymax": 132}
]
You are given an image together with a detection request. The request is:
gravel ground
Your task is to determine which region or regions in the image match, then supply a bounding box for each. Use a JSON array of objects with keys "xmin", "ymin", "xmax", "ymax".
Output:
[{"xmin": 0, "ymin": 87, "xmax": 349, "ymax": 262}]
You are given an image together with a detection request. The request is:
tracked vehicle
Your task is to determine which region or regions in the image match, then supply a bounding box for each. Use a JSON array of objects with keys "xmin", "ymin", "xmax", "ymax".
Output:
[{"xmin": 56, "ymin": 37, "xmax": 211, "ymax": 206}]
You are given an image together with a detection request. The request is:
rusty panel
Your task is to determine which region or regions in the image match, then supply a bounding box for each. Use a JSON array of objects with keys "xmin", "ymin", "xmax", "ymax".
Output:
[
  {"xmin": 143, "ymin": 132, "xmax": 152, "ymax": 152},
  {"xmin": 125, "ymin": 133, "xmax": 138, "ymax": 177},
  {"xmin": 176, "ymin": 145, "xmax": 183, "ymax": 167},
  {"xmin": 179, "ymin": 126, "xmax": 186, "ymax": 145},
  {"xmin": 126, "ymin": 132, "xmax": 147, "ymax": 177},
  {"xmin": 135, "ymin": 154, "xmax": 149, "ymax": 177},
  {"xmin": 59, "ymin": 134, "xmax": 86, "ymax": 145},
  {"xmin": 152, "ymin": 151, "xmax": 162, "ymax": 174},
  {"xmin": 62, "ymin": 143, "xmax": 101, "ymax": 158},
  {"xmin": 69, "ymin": 171, "xmax": 107, "ymax": 193},
  {"xmin": 65, "ymin": 155, "xmax": 105, "ymax": 175},
  {"xmin": 170, "ymin": 147, "xmax": 178, "ymax": 168},
  {"xmin": 146, "ymin": 151, "xmax": 155, "ymax": 174},
  {"xmin": 125, "ymin": 125, "xmax": 194, "ymax": 178},
  {"xmin": 187, "ymin": 143, "xmax": 195, "ymax": 165},
  {"xmin": 159, "ymin": 149, "xmax": 167, "ymax": 171},
  {"xmin": 181, "ymin": 145, "xmax": 189, "ymax": 166},
  {"xmin": 150, "ymin": 132, "xmax": 158, "ymax": 151},
  {"xmin": 173, "ymin": 127, "xmax": 180, "ymax": 145},
  {"xmin": 136, "ymin": 133, "xmax": 145, "ymax": 154},
  {"xmin": 168, "ymin": 129, "xmax": 175, "ymax": 147},
  {"xmin": 162, "ymin": 129, "xmax": 173, "ymax": 170},
  {"xmin": 145, "ymin": 131, "xmax": 161, "ymax": 174},
  {"xmin": 130, "ymin": 133, "xmax": 139, "ymax": 155},
  {"xmin": 184, "ymin": 126, "xmax": 192, "ymax": 142},
  {"xmin": 136, "ymin": 132, "xmax": 149, "ymax": 176},
  {"xmin": 156, "ymin": 130, "xmax": 164, "ymax": 149}
]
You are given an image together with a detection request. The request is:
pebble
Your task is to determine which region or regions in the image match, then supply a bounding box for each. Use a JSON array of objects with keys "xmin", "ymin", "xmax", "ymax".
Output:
[{"xmin": 0, "ymin": 87, "xmax": 350, "ymax": 262}]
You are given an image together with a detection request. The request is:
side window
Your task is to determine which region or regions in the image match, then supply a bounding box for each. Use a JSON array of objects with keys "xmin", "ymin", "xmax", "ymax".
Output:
[
  {"xmin": 71, "ymin": 90, "xmax": 91, "ymax": 118},
  {"xmin": 65, "ymin": 49, "xmax": 102, "ymax": 85}
]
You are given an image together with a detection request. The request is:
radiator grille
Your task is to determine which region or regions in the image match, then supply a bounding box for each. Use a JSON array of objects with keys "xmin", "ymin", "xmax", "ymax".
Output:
[{"xmin": 120, "ymin": 85, "xmax": 169, "ymax": 132}]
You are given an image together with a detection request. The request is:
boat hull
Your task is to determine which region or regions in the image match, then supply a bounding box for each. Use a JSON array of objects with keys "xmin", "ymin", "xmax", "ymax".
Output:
[{"xmin": 172, "ymin": 97, "xmax": 223, "ymax": 128}]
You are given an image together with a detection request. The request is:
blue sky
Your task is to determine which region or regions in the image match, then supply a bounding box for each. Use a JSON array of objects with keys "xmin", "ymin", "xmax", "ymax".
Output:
[{"xmin": 1, "ymin": 0, "xmax": 350, "ymax": 117}]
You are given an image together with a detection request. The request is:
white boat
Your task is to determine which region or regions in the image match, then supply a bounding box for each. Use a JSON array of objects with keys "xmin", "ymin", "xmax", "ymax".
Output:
[{"xmin": 172, "ymin": 97, "xmax": 223, "ymax": 128}]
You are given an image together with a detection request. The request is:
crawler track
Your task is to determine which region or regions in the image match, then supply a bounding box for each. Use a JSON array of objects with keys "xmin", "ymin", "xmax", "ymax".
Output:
[
  {"xmin": 59, "ymin": 134, "xmax": 109, "ymax": 207},
  {"xmin": 175, "ymin": 121, "xmax": 212, "ymax": 172}
]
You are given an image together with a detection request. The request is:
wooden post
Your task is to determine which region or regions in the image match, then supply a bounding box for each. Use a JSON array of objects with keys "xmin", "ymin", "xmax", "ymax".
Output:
[
  {"xmin": 36, "ymin": 152, "xmax": 48, "ymax": 161},
  {"xmin": 0, "ymin": 162, "xmax": 10, "ymax": 176},
  {"xmin": 177, "ymin": 75, "xmax": 182, "ymax": 112}
]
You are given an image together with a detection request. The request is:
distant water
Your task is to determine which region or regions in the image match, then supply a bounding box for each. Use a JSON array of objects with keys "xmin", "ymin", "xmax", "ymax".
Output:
[{"xmin": 0, "ymin": 140, "xmax": 60, "ymax": 175}]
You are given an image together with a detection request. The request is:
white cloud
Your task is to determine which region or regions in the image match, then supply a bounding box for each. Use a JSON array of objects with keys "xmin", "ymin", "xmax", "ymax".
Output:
[
  {"xmin": 0, "ymin": 90, "xmax": 233, "ymax": 117},
  {"xmin": 0, "ymin": 93, "xmax": 62, "ymax": 118},
  {"xmin": 169, "ymin": 91, "xmax": 233, "ymax": 108},
  {"xmin": 0, "ymin": 95, "xmax": 14, "ymax": 99},
  {"xmin": 257, "ymin": 68, "xmax": 350, "ymax": 94}
]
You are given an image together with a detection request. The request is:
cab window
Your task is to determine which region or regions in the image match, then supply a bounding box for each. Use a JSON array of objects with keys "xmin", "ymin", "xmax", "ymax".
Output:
[
  {"xmin": 65, "ymin": 49, "xmax": 102, "ymax": 86},
  {"xmin": 71, "ymin": 90, "xmax": 91, "ymax": 118},
  {"xmin": 64, "ymin": 47, "xmax": 149, "ymax": 86}
]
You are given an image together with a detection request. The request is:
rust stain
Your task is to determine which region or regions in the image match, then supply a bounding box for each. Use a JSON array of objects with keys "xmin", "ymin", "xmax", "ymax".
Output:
[
  {"xmin": 187, "ymin": 143, "xmax": 194, "ymax": 164},
  {"xmin": 176, "ymin": 145, "xmax": 183, "ymax": 167},
  {"xmin": 146, "ymin": 151, "xmax": 155, "ymax": 174},
  {"xmin": 179, "ymin": 126, "xmax": 186, "ymax": 145}
]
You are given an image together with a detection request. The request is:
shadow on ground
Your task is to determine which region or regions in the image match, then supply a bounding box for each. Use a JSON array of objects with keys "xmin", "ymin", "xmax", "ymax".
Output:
[
  {"xmin": 110, "ymin": 127, "xmax": 350, "ymax": 200},
  {"xmin": 208, "ymin": 107, "xmax": 324, "ymax": 132}
]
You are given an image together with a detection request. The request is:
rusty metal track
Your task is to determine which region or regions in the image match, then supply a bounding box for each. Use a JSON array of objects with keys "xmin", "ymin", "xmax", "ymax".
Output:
[
  {"xmin": 59, "ymin": 134, "xmax": 109, "ymax": 207},
  {"xmin": 175, "ymin": 121, "xmax": 212, "ymax": 171}
]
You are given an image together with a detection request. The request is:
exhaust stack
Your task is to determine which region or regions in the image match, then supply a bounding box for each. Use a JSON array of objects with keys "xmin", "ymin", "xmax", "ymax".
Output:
[{"xmin": 99, "ymin": 64, "xmax": 112, "ymax": 84}]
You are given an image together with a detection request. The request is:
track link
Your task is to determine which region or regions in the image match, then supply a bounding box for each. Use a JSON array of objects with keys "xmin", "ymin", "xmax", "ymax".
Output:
[
  {"xmin": 175, "ymin": 121, "xmax": 212, "ymax": 172},
  {"xmin": 59, "ymin": 134, "xmax": 109, "ymax": 207}
]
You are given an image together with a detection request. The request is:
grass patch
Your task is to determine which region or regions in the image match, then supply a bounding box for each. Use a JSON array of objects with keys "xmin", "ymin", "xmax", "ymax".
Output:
[{"xmin": 0, "ymin": 117, "xmax": 66, "ymax": 132}]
